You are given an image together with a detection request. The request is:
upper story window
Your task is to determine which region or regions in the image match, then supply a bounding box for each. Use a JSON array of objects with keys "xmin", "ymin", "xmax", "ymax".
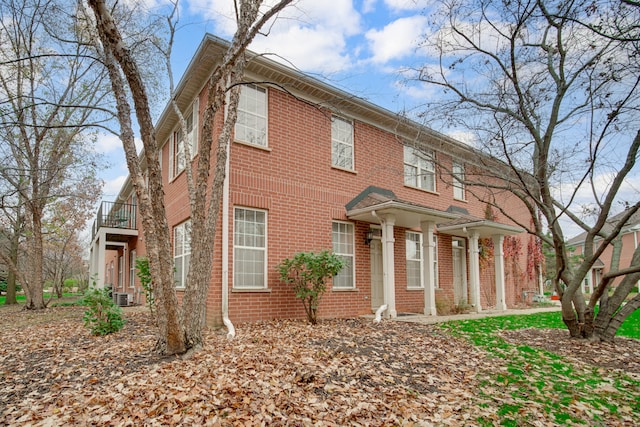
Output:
[
  {"xmin": 235, "ymin": 84, "xmax": 267, "ymax": 147},
  {"xmin": 404, "ymin": 146, "xmax": 435, "ymax": 192},
  {"xmin": 453, "ymin": 161, "xmax": 465, "ymax": 200},
  {"xmin": 174, "ymin": 220, "xmax": 191, "ymax": 288},
  {"xmin": 332, "ymin": 221, "xmax": 355, "ymax": 289},
  {"xmin": 169, "ymin": 100, "xmax": 199, "ymax": 180},
  {"xmin": 233, "ymin": 207, "xmax": 267, "ymax": 289},
  {"xmin": 331, "ymin": 116, "xmax": 354, "ymax": 170},
  {"xmin": 406, "ymin": 232, "xmax": 423, "ymax": 289}
]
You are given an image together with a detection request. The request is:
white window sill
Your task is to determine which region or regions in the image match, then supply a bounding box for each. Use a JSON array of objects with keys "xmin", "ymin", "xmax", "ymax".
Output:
[
  {"xmin": 404, "ymin": 184, "xmax": 439, "ymax": 195},
  {"xmin": 232, "ymin": 287, "xmax": 271, "ymax": 293},
  {"xmin": 331, "ymin": 165, "xmax": 357, "ymax": 174},
  {"xmin": 234, "ymin": 140, "xmax": 272, "ymax": 152},
  {"xmin": 332, "ymin": 287, "xmax": 358, "ymax": 292}
]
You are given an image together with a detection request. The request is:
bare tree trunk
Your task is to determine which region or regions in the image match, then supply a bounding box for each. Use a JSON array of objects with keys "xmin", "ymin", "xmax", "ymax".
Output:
[
  {"xmin": 25, "ymin": 210, "xmax": 46, "ymax": 309},
  {"xmin": 4, "ymin": 218, "xmax": 21, "ymax": 305},
  {"xmin": 599, "ymin": 294, "xmax": 640, "ymax": 341}
]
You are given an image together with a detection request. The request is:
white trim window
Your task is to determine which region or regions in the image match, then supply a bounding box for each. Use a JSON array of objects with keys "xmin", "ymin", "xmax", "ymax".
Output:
[
  {"xmin": 118, "ymin": 255, "xmax": 124, "ymax": 289},
  {"xmin": 404, "ymin": 146, "xmax": 435, "ymax": 191},
  {"xmin": 235, "ymin": 84, "xmax": 267, "ymax": 147},
  {"xmin": 169, "ymin": 101, "xmax": 198, "ymax": 179},
  {"xmin": 332, "ymin": 221, "xmax": 355, "ymax": 288},
  {"xmin": 233, "ymin": 208, "xmax": 267, "ymax": 289},
  {"xmin": 173, "ymin": 220, "xmax": 191, "ymax": 288},
  {"xmin": 331, "ymin": 116, "xmax": 354, "ymax": 170},
  {"xmin": 406, "ymin": 232, "xmax": 423, "ymax": 289},
  {"xmin": 453, "ymin": 161, "xmax": 465, "ymax": 200},
  {"xmin": 129, "ymin": 249, "xmax": 136, "ymax": 289}
]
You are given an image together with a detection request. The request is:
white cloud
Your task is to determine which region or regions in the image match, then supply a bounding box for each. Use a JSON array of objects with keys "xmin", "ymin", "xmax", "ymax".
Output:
[
  {"xmin": 102, "ymin": 175, "xmax": 128, "ymax": 199},
  {"xmin": 185, "ymin": 0, "xmax": 361, "ymax": 73},
  {"xmin": 383, "ymin": 0, "xmax": 433, "ymax": 12},
  {"xmin": 94, "ymin": 133, "xmax": 123, "ymax": 154},
  {"xmin": 362, "ymin": 0, "xmax": 377, "ymax": 13},
  {"xmin": 365, "ymin": 15, "xmax": 428, "ymax": 63}
]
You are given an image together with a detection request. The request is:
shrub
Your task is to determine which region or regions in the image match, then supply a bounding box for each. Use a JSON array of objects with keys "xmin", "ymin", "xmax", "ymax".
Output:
[
  {"xmin": 135, "ymin": 256, "xmax": 155, "ymax": 316},
  {"xmin": 82, "ymin": 287, "xmax": 126, "ymax": 336},
  {"xmin": 277, "ymin": 251, "xmax": 344, "ymax": 324}
]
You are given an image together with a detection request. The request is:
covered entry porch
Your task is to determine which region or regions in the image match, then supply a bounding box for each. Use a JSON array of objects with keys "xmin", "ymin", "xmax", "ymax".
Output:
[{"xmin": 346, "ymin": 187, "xmax": 523, "ymax": 318}]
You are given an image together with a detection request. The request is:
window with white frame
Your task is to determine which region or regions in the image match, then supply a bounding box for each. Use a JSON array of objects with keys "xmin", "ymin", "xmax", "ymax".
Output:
[
  {"xmin": 331, "ymin": 116, "xmax": 354, "ymax": 170},
  {"xmin": 406, "ymin": 232, "xmax": 423, "ymax": 289},
  {"xmin": 118, "ymin": 255, "xmax": 123, "ymax": 289},
  {"xmin": 235, "ymin": 84, "xmax": 267, "ymax": 147},
  {"xmin": 129, "ymin": 249, "xmax": 136, "ymax": 288},
  {"xmin": 404, "ymin": 146, "xmax": 435, "ymax": 191},
  {"xmin": 169, "ymin": 100, "xmax": 198, "ymax": 179},
  {"xmin": 453, "ymin": 161, "xmax": 465, "ymax": 200},
  {"xmin": 332, "ymin": 222, "xmax": 354, "ymax": 288},
  {"xmin": 173, "ymin": 220, "xmax": 191, "ymax": 288},
  {"xmin": 233, "ymin": 208, "xmax": 267, "ymax": 289}
]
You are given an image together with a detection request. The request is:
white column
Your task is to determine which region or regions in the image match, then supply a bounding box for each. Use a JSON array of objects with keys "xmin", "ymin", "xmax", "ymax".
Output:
[
  {"xmin": 95, "ymin": 231, "xmax": 106, "ymax": 289},
  {"xmin": 468, "ymin": 231, "xmax": 482, "ymax": 312},
  {"xmin": 493, "ymin": 234, "xmax": 507, "ymax": 311},
  {"xmin": 421, "ymin": 221, "xmax": 437, "ymax": 316},
  {"xmin": 380, "ymin": 214, "xmax": 397, "ymax": 318}
]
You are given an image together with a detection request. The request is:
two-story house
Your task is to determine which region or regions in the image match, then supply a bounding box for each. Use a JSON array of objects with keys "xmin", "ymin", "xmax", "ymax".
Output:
[
  {"xmin": 89, "ymin": 34, "xmax": 539, "ymax": 326},
  {"xmin": 567, "ymin": 208, "xmax": 640, "ymax": 294}
]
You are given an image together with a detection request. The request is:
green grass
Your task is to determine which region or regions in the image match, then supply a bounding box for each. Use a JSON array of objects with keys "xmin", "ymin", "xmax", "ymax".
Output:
[
  {"xmin": 442, "ymin": 310, "xmax": 640, "ymax": 425},
  {"xmin": 0, "ymin": 292, "xmax": 83, "ymax": 306}
]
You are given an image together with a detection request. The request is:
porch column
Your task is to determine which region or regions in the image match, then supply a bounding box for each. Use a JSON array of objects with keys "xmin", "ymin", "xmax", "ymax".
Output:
[
  {"xmin": 421, "ymin": 221, "xmax": 437, "ymax": 316},
  {"xmin": 493, "ymin": 234, "xmax": 507, "ymax": 311},
  {"xmin": 468, "ymin": 231, "xmax": 482, "ymax": 312},
  {"xmin": 92, "ymin": 230, "xmax": 106, "ymax": 289},
  {"xmin": 380, "ymin": 214, "xmax": 397, "ymax": 318}
]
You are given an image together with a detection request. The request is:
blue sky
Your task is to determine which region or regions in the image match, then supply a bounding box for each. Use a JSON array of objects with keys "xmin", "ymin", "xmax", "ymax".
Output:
[
  {"xmin": 93, "ymin": 0, "xmax": 639, "ymax": 238},
  {"xmin": 97, "ymin": 0, "xmax": 439, "ymax": 199}
]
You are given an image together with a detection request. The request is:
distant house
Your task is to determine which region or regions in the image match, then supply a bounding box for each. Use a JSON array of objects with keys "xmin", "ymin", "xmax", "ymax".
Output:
[
  {"xmin": 88, "ymin": 34, "xmax": 539, "ymax": 325},
  {"xmin": 567, "ymin": 208, "xmax": 640, "ymax": 294}
]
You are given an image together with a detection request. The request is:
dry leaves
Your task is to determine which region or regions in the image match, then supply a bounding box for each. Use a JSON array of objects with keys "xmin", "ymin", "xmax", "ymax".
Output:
[{"xmin": 0, "ymin": 306, "xmax": 638, "ymax": 426}]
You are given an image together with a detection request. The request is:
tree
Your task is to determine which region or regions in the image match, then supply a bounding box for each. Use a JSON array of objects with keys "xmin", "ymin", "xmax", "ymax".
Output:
[
  {"xmin": 0, "ymin": 0, "xmax": 107, "ymax": 309},
  {"xmin": 86, "ymin": 0, "xmax": 294, "ymax": 355},
  {"xmin": 412, "ymin": 0, "xmax": 640, "ymax": 340}
]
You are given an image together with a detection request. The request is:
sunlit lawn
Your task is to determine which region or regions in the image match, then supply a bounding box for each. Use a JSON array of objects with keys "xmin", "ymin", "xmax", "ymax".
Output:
[{"xmin": 441, "ymin": 310, "xmax": 640, "ymax": 426}]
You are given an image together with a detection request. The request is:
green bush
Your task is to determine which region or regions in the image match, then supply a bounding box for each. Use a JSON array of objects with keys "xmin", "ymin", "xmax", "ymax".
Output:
[
  {"xmin": 82, "ymin": 287, "xmax": 126, "ymax": 336},
  {"xmin": 135, "ymin": 256, "xmax": 155, "ymax": 316},
  {"xmin": 277, "ymin": 251, "xmax": 344, "ymax": 325}
]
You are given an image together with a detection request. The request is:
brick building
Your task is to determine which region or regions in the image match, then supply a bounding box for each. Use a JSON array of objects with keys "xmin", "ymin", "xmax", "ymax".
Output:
[{"xmin": 89, "ymin": 34, "xmax": 539, "ymax": 326}]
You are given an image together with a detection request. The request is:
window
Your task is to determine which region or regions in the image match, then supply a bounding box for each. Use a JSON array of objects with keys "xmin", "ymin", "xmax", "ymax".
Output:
[
  {"xmin": 453, "ymin": 161, "xmax": 465, "ymax": 200},
  {"xmin": 332, "ymin": 222, "xmax": 354, "ymax": 288},
  {"xmin": 235, "ymin": 84, "xmax": 267, "ymax": 146},
  {"xmin": 331, "ymin": 116, "xmax": 354, "ymax": 170},
  {"xmin": 174, "ymin": 220, "xmax": 191, "ymax": 288},
  {"xmin": 118, "ymin": 256, "xmax": 123, "ymax": 288},
  {"xmin": 406, "ymin": 232, "xmax": 423, "ymax": 289},
  {"xmin": 233, "ymin": 208, "xmax": 267, "ymax": 288},
  {"xmin": 404, "ymin": 146, "xmax": 435, "ymax": 191},
  {"xmin": 129, "ymin": 249, "xmax": 136, "ymax": 288},
  {"xmin": 169, "ymin": 100, "xmax": 198, "ymax": 179}
]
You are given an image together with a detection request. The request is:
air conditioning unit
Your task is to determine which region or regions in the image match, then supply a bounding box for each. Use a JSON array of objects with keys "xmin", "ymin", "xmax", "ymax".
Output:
[
  {"xmin": 116, "ymin": 293, "xmax": 129, "ymax": 307},
  {"xmin": 112, "ymin": 292, "xmax": 120, "ymax": 305}
]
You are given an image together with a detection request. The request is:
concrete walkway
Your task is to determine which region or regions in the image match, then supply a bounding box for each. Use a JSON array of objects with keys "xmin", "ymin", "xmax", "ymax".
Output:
[{"xmin": 385, "ymin": 304, "xmax": 562, "ymax": 325}]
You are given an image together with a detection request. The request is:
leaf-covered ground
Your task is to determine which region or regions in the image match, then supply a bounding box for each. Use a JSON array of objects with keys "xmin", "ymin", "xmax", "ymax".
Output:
[{"xmin": 0, "ymin": 305, "xmax": 638, "ymax": 426}]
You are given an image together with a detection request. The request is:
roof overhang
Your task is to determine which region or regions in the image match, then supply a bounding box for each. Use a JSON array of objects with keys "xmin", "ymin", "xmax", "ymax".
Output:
[
  {"xmin": 437, "ymin": 220, "xmax": 523, "ymax": 238},
  {"xmin": 346, "ymin": 200, "xmax": 459, "ymax": 229}
]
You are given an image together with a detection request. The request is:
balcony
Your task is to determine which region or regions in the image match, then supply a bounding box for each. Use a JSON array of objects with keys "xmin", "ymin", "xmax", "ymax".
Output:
[{"xmin": 92, "ymin": 201, "xmax": 137, "ymax": 240}]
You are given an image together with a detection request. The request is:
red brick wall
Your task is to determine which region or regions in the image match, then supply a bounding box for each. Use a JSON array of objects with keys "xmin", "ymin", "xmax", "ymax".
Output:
[{"xmin": 148, "ymin": 81, "xmax": 537, "ymax": 325}]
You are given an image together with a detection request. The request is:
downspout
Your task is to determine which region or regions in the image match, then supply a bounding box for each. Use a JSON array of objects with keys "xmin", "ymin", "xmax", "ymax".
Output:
[
  {"xmin": 221, "ymin": 137, "xmax": 235, "ymax": 339},
  {"xmin": 371, "ymin": 210, "xmax": 388, "ymax": 322}
]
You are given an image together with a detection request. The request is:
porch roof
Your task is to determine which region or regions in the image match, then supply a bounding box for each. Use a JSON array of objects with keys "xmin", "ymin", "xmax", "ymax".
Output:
[
  {"xmin": 345, "ymin": 186, "xmax": 523, "ymax": 236},
  {"xmin": 345, "ymin": 186, "xmax": 458, "ymax": 229},
  {"xmin": 437, "ymin": 216, "xmax": 523, "ymax": 238}
]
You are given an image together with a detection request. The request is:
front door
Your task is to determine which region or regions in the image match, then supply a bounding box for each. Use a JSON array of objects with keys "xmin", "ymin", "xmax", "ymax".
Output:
[
  {"xmin": 370, "ymin": 239, "xmax": 384, "ymax": 310},
  {"xmin": 452, "ymin": 239, "xmax": 467, "ymax": 305}
]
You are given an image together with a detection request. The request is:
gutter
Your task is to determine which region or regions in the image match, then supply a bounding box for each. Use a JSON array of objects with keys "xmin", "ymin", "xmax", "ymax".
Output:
[{"xmin": 221, "ymin": 133, "xmax": 235, "ymax": 339}]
